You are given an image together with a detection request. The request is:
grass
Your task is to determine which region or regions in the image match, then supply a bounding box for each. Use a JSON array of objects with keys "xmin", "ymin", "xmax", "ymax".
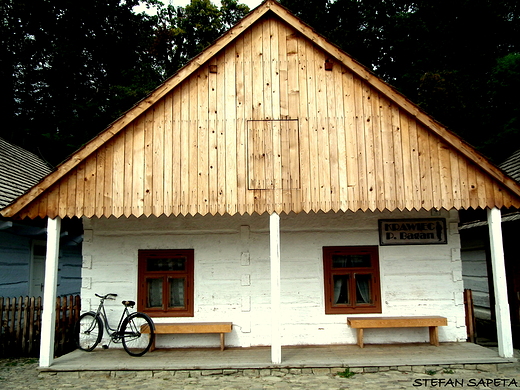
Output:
[{"xmin": 337, "ymin": 368, "xmax": 356, "ymax": 378}]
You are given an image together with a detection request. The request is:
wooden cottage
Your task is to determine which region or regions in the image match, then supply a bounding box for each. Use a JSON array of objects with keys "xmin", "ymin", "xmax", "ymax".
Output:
[{"xmin": 2, "ymin": 0, "xmax": 520, "ymax": 367}]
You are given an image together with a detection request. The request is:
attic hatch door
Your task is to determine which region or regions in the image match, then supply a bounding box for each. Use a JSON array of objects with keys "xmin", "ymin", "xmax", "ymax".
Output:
[{"xmin": 247, "ymin": 119, "xmax": 300, "ymax": 190}]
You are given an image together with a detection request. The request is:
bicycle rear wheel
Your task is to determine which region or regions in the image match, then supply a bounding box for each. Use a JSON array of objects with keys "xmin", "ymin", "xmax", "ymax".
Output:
[
  {"xmin": 121, "ymin": 312, "xmax": 154, "ymax": 357},
  {"xmin": 76, "ymin": 312, "xmax": 103, "ymax": 351}
]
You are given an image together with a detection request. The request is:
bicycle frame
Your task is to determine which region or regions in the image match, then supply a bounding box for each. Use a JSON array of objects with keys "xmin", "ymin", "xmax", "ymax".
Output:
[{"xmin": 93, "ymin": 296, "xmax": 131, "ymax": 343}]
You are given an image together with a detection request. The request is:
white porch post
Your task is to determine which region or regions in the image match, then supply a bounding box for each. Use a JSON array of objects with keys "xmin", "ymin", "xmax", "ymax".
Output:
[
  {"xmin": 39, "ymin": 217, "xmax": 61, "ymax": 368},
  {"xmin": 269, "ymin": 212, "xmax": 282, "ymax": 364},
  {"xmin": 487, "ymin": 207, "xmax": 513, "ymax": 358}
]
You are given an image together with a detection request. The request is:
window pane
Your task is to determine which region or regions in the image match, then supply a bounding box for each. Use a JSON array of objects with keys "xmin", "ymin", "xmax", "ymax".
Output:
[
  {"xmin": 332, "ymin": 275, "xmax": 350, "ymax": 305},
  {"xmin": 147, "ymin": 257, "xmax": 186, "ymax": 272},
  {"xmin": 356, "ymin": 274, "xmax": 372, "ymax": 304},
  {"xmin": 168, "ymin": 278, "xmax": 185, "ymax": 308},
  {"xmin": 147, "ymin": 278, "xmax": 163, "ymax": 308},
  {"xmin": 332, "ymin": 254, "xmax": 371, "ymax": 268}
]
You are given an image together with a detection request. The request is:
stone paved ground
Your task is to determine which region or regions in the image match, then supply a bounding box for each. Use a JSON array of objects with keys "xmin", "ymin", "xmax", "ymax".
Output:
[{"xmin": 1, "ymin": 358, "xmax": 520, "ymax": 389}]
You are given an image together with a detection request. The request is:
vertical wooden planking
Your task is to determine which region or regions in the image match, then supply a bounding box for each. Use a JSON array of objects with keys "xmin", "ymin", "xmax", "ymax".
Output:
[
  {"xmin": 399, "ymin": 112, "xmax": 413, "ymax": 210},
  {"xmin": 305, "ymin": 42, "xmax": 319, "ymax": 211},
  {"xmin": 65, "ymin": 169, "xmax": 77, "ymax": 217},
  {"xmin": 363, "ymin": 83, "xmax": 376, "ymax": 211},
  {"xmin": 449, "ymin": 147, "xmax": 462, "ymax": 209},
  {"xmin": 132, "ymin": 116, "xmax": 145, "ymax": 217},
  {"xmin": 428, "ymin": 133, "xmax": 442, "ymax": 210},
  {"xmin": 235, "ymin": 34, "xmax": 247, "ymax": 215},
  {"xmin": 354, "ymin": 78, "xmax": 368, "ymax": 211},
  {"xmin": 58, "ymin": 176, "xmax": 68, "ymax": 218},
  {"xmin": 112, "ymin": 132, "xmax": 125, "ymax": 218},
  {"xmin": 189, "ymin": 75, "xmax": 199, "ymax": 216},
  {"xmin": 172, "ymin": 90, "xmax": 182, "ymax": 216},
  {"xmin": 94, "ymin": 146, "xmax": 105, "ymax": 217},
  {"xmin": 371, "ymin": 91, "xmax": 385, "ymax": 211},
  {"xmin": 152, "ymin": 98, "xmax": 165, "ymax": 217},
  {"xmin": 216, "ymin": 53, "xmax": 227, "ymax": 215},
  {"xmin": 457, "ymin": 155, "xmax": 470, "ymax": 209},
  {"xmin": 407, "ymin": 119, "xmax": 422, "ymax": 210},
  {"xmin": 207, "ymin": 59, "xmax": 218, "ymax": 215},
  {"xmin": 476, "ymin": 164, "xmax": 487, "ymax": 207},
  {"xmin": 180, "ymin": 80, "xmax": 190, "ymax": 215},
  {"xmin": 84, "ymin": 154, "xmax": 97, "ymax": 218},
  {"xmin": 343, "ymin": 71, "xmax": 358, "ymax": 210},
  {"xmin": 391, "ymin": 104, "xmax": 404, "ymax": 210},
  {"xmin": 197, "ymin": 69, "xmax": 209, "ymax": 216},
  {"xmin": 438, "ymin": 141, "xmax": 453, "ymax": 209},
  {"xmin": 467, "ymin": 162, "xmax": 479, "ymax": 209},
  {"xmin": 326, "ymin": 57, "xmax": 339, "ymax": 211},
  {"xmin": 278, "ymin": 24, "xmax": 289, "ymax": 118},
  {"xmin": 163, "ymin": 92, "xmax": 174, "ymax": 216},
  {"xmin": 417, "ymin": 124, "xmax": 432, "ymax": 210},
  {"xmin": 251, "ymin": 22, "xmax": 264, "ymax": 121},
  {"xmin": 75, "ymin": 162, "xmax": 86, "ymax": 217},
  {"xmin": 143, "ymin": 109, "xmax": 154, "ymax": 217},
  {"xmin": 242, "ymin": 29, "xmax": 255, "ymax": 214},
  {"xmin": 225, "ymin": 45, "xmax": 238, "ymax": 215},
  {"xmin": 296, "ymin": 34, "xmax": 312, "ymax": 212},
  {"xmin": 103, "ymin": 139, "xmax": 115, "ymax": 218},
  {"xmin": 123, "ymin": 123, "xmax": 134, "ymax": 217},
  {"xmin": 314, "ymin": 47, "xmax": 331, "ymax": 210},
  {"xmin": 380, "ymin": 96, "xmax": 396, "ymax": 210}
]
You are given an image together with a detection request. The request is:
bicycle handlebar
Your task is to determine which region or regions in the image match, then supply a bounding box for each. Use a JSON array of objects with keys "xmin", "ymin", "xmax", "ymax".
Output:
[{"xmin": 95, "ymin": 293, "xmax": 118, "ymax": 300}]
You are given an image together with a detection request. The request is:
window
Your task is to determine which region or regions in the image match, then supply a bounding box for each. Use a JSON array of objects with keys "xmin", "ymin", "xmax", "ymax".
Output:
[
  {"xmin": 138, "ymin": 249, "xmax": 194, "ymax": 317},
  {"xmin": 323, "ymin": 246, "xmax": 381, "ymax": 314}
]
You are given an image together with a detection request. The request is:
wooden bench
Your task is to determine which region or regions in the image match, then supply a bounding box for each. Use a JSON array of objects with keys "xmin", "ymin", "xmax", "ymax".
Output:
[
  {"xmin": 347, "ymin": 316, "xmax": 447, "ymax": 348},
  {"xmin": 141, "ymin": 322, "xmax": 233, "ymax": 351}
]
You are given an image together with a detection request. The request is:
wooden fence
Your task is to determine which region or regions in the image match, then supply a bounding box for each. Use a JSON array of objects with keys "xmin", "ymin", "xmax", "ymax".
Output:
[{"xmin": 0, "ymin": 295, "xmax": 80, "ymax": 358}]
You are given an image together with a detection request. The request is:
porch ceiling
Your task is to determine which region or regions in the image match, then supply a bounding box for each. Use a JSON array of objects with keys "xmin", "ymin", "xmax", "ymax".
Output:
[{"xmin": 43, "ymin": 343, "xmax": 512, "ymax": 372}]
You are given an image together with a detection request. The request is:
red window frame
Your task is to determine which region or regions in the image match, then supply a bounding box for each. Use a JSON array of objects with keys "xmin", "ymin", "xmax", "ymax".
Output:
[
  {"xmin": 323, "ymin": 246, "xmax": 382, "ymax": 314},
  {"xmin": 138, "ymin": 249, "xmax": 194, "ymax": 317}
]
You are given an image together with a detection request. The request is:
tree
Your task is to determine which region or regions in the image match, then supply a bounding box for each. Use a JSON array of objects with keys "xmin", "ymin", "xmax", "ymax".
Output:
[
  {"xmin": 151, "ymin": 0, "xmax": 249, "ymax": 79},
  {"xmin": 1, "ymin": 0, "xmax": 161, "ymax": 166}
]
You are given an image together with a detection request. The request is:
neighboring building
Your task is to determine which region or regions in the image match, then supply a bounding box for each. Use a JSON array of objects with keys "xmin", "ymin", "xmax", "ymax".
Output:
[
  {"xmin": 0, "ymin": 137, "xmax": 82, "ymax": 297},
  {"xmin": 2, "ymin": 1, "xmax": 520, "ymax": 366},
  {"xmin": 460, "ymin": 148, "xmax": 520, "ymax": 345}
]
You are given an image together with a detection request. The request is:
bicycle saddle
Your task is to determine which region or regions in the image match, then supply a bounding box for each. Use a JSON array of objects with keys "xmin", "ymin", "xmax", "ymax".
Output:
[
  {"xmin": 95, "ymin": 293, "xmax": 117, "ymax": 300},
  {"xmin": 122, "ymin": 300, "xmax": 135, "ymax": 308}
]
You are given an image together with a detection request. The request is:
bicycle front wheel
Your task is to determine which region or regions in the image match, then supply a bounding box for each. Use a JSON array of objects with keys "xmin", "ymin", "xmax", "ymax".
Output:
[
  {"xmin": 121, "ymin": 312, "xmax": 154, "ymax": 357},
  {"xmin": 76, "ymin": 312, "xmax": 103, "ymax": 352}
]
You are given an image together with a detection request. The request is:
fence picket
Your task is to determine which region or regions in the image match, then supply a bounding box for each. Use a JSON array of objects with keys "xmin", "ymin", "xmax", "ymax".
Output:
[{"xmin": 0, "ymin": 295, "xmax": 80, "ymax": 358}]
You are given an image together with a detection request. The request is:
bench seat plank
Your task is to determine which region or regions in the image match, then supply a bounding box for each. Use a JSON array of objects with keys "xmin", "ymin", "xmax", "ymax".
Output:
[
  {"xmin": 347, "ymin": 316, "xmax": 447, "ymax": 348},
  {"xmin": 142, "ymin": 322, "xmax": 233, "ymax": 351}
]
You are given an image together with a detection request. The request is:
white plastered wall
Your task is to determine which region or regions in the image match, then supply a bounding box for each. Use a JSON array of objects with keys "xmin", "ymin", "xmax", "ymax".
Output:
[{"xmin": 81, "ymin": 209, "xmax": 467, "ymax": 349}]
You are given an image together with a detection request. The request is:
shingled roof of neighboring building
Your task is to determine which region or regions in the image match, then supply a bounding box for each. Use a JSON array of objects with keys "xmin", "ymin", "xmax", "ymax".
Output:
[
  {"xmin": 500, "ymin": 149, "xmax": 520, "ymax": 184},
  {"xmin": 0, "ymin": 137, "xmax": 52, "ymax": 209}
]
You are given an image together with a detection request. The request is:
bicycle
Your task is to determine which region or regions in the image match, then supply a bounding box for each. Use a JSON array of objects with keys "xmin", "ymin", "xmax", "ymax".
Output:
[{"xmin": 76, "ymin": 293, "xmax": 155, "ymax": 357}]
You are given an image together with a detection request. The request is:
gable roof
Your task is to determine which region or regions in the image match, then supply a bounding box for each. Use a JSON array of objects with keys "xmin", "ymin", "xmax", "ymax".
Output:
[
  {"xmin": 500, "ymin": 149, "xmax": 520, "ymax": 183},
  {"xmin": 0, "ymin": 137, "xmax": 51, "ymax": 210},
  {"xmin": 2, "ymin": 0, "xmax": 520, "ymax": 219}
]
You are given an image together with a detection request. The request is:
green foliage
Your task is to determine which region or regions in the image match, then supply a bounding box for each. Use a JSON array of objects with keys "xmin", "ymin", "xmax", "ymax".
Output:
[
  {"xmin": 426, "ymin": 369, "xmax": 438, "ymax": 375},
  {"xmin": 337, "ymin": 367, "xmax": 355, "ymax": 378}
]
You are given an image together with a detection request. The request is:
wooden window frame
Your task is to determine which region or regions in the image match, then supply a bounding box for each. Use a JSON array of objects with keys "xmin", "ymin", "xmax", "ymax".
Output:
[
  {"xmin": 138, "ymin": 249, "xmax": 194, "ymax": 317},
  {"xmin": 323, "ymin": 246, "xmax": 382, "ymax": 315}
]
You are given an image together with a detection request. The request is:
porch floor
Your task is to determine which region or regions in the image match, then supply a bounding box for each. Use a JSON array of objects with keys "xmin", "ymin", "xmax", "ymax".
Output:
[{"xmin": 43, "ymin": 342, "xmax": 515, "ymax": 372}]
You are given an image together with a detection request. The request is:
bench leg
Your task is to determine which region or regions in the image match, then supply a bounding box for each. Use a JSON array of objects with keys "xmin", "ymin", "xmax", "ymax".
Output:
[
  {"xmin": 220, "ymin": 333, "xmax": 225, "ymax": 351},
  {"xmin": 356, "ymin": 328, "xmax": 364, "ymax": 348},
  {"xmin": 149, "ymin": 334, "xmax": 156, "ymax": 352},
  {"xmin": 429, "ymin": 326, "xmax": 439, "ymax": 346}
]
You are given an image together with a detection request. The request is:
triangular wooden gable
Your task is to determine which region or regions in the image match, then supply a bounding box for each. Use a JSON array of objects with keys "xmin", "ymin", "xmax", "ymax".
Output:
[{"xmin": 2, "ymin": 0, "xmax": 520, "ymax": 219}]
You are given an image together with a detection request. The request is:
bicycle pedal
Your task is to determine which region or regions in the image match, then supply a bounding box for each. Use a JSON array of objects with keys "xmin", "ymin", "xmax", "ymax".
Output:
[{"xmin": 102, "ymin": 345, "xmax": 109, "ymax": 349}]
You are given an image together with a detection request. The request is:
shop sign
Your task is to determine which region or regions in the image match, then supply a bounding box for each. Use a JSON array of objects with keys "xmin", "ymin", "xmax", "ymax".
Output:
[{"xmin": 379, "ymin": 219, "xmax": 447, "ymax": 246}]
